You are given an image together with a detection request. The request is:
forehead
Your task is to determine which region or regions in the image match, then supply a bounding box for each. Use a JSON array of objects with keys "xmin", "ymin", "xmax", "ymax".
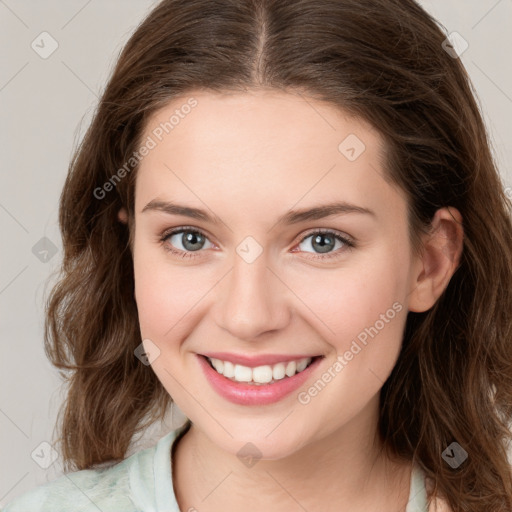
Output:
[
  {"xmin": 135, "ymin": 89, "xmax": 405, "ymax": 226},
  {"xmin": 142, "ymin": 89, "xmax": 383, "ymax": 160}
]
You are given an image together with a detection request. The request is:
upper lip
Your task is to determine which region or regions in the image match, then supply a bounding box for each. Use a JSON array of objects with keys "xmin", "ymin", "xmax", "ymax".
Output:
[{"xmin": 200, "ymin": 352, "xmax": 322, "ymax": 368}]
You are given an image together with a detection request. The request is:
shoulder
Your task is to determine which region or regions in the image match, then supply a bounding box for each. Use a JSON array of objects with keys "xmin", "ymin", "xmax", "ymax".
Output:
[
  {"xmin": 1, "ymin": 423, "xmax": 191, "ymax": 512},
  {"xmin": 1, "ymin": 461, "xmax": 135, "ymax": 512},
  {"xmin": 1, "ymin": 435, "xmax": 165, "ymax": 512},
  {"xmin": 426, "ymin": 477, "xmax": 453, "ymax": 512}
]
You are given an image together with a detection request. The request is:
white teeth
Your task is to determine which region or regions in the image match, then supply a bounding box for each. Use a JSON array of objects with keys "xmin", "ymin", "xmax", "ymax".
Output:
[
  {"xmin": 223, "ymin": 360, "xmax": 235, "ymax": 378},
  {"xmin": 272, "ymin": 363, "xmax": 286, "ymax": 380},
  {"xmin": 252, "ymin": 365, "xmax": 273, "ymax": 383},
  {"xmin": 208, "ymin": 356, "xmax": 314, "ymax": 384},
  {"xmin": 285, "ymin": 360, "xmax": 296, "ymax": 377},
  {"xmin": 296, "ymin": 358, "xmax": 309, "ymax": 372},
  {"xmin": 234, "ymin": 364, "xmax": 253, "ymax": 382},
  {"xmin": 210, "ymin": 358, "xmax": 224, "ymax": 374}
]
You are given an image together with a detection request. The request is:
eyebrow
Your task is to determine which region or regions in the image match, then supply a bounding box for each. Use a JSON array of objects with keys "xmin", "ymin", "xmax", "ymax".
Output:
[{"xmin": 141, "ymin": 199, "xmax": 376, "ymax": 226}]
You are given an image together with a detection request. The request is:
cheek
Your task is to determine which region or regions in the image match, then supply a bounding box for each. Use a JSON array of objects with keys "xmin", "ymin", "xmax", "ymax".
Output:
[
  {"xmin": 135, "ymin": 263, "xmax": 194, "ymax": 337},
  {"xmin": 289, "ymin": 251, "xmax": 409, "ymax": 425},
  {"xmin": 133, "ymin": 243, "xmax": 217, "ymax": 345},
  {"xmin": 133, "ymin": 240, "xmax": 184, "ymax": 337},
  {"xmin": 289, "ymin": 245, "xmax": 409, "ymax": 367}
]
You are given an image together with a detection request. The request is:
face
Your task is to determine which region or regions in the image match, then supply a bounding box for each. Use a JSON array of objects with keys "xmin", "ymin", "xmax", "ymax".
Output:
[{"xmin": 131, "ymin": 89, "xmax": 417, "ymax": 460}]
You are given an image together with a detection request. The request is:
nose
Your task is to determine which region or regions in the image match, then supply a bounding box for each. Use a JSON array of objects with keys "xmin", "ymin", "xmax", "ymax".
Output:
[{"xmin": 213, "ymin": 250, "xmax": 291, "ymax": 340}]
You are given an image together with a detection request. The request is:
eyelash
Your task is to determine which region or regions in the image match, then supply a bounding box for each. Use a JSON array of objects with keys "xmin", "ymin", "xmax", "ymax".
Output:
[{"xmin": 159, "ymin": 226, "xmax": 355, "ymax": 260}]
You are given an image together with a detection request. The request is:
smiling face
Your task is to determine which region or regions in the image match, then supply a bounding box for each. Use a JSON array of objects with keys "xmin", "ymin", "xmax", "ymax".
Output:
[{"xmin": 130, "ymin": 89, "xmax": 421, "ymax": 459}]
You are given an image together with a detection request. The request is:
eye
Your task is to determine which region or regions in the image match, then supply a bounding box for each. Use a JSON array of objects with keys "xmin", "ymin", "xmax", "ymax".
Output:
[
  {"xmin": 294, "ymin": 229, "xmax": 354, "ymax": 259},
  {"xmin": 159, "ymin": 226, "xmax": 355, "ymax": 260},
  {"xmin": 160, "ymin": 226, "xmax": 214, "ymax": 258}
]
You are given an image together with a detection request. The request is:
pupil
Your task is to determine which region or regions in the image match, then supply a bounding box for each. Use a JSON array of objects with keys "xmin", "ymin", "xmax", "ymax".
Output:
[
  {"xmin": 312, "ymin": 234, "xmax": 334, "ymax": 254},
  {"xmin": 183, "ymin": 231, "xmax": 204, "ymax": 251}
]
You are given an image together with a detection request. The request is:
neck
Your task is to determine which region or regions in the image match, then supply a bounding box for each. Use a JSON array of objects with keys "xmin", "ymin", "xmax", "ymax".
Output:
[{"xmin": 172, "ymin": 399, "xmax": 412, "ymax": 512}]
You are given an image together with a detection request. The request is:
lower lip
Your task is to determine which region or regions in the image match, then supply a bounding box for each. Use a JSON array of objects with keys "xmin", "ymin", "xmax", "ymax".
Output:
[{"xmin": 197, "ymin": 354, "xmax": 323, "ymax": 406}]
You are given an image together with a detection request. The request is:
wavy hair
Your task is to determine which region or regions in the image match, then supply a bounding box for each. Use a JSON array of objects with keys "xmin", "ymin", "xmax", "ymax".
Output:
[{"xmin": 45, "ymin": 0, "xmax": 512, "ymax": 509}]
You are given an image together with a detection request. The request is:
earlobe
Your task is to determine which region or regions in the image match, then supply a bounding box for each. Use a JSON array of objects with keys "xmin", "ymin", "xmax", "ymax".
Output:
[
  {"xmin": 118, "ymin": 207, "xmax": 128, "ymax": 224},
  {"xmin": 408, "ymin": 207, "xmax": 464, "ymax": 313}
]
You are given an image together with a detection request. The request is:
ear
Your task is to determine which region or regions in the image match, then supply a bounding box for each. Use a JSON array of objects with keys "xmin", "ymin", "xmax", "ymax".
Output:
[
  {"xmin": 118, "ymin": 207, "xmax": 128, "ymax": 224},
  {"xmin": 407, "ymin": 207, "xmax": 464, "ymax": 313}
]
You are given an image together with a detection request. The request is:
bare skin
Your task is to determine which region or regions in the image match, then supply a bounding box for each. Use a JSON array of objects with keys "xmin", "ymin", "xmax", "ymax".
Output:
[{"xmin": 119, "ymin": 89, "xmax": 463, "ymax": 512}]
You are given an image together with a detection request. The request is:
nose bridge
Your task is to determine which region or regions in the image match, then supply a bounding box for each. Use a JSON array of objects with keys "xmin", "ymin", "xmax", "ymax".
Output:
[{"xmin": 215, "ymin": 246, "xmax": 289, "ymax": 339}]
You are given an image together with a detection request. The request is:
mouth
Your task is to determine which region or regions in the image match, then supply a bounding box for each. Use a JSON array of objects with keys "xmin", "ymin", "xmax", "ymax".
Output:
[
  {"xmin": 202, "ymin": 354, "xmax": 322, "ymax": 385},
  {"xmin": 197, "ymin": 353, "xmax": 325, "ymax": 406}
]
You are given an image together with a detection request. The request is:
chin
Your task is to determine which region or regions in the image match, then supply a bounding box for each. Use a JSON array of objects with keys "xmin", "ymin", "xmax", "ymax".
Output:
[{"xmin": 207, "ymin": 422, "xmax": 311, "ymax": 462}]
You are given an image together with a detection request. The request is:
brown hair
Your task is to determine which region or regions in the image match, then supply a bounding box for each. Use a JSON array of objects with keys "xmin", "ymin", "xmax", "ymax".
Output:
[{"xmin": 45, "ymin": 0, "xmax": 512, "ymax": 509}]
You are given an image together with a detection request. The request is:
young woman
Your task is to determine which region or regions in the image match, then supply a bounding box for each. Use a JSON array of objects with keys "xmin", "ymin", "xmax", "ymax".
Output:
[{"xmin": 3, "ymin": 1, "xmax": 512, "ymax": 511}]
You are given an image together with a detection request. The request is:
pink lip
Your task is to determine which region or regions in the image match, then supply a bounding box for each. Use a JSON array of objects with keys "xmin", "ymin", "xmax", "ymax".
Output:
[
  {"xmin": 200, "ymin": 351, "xmax": 319, "ymax": 367},
  {"xmin": 197, "ymin": 354, "xmax": 323, "ymax": 406}
]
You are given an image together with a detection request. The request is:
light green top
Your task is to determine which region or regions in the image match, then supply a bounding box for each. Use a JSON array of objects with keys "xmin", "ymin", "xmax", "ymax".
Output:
[
  {"xmin": 407, "ymin": 464, "xmax": 429, "ymax": 512},
  {"xmin": 2, "ymin": 421, "xmax": 428, "ymax": 511}
]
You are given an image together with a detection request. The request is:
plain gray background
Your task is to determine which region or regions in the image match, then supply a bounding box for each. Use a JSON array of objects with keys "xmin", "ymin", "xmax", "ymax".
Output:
[{"xmin": 1, "ymin": 0, "xmax": 511, "ymax": 505}]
